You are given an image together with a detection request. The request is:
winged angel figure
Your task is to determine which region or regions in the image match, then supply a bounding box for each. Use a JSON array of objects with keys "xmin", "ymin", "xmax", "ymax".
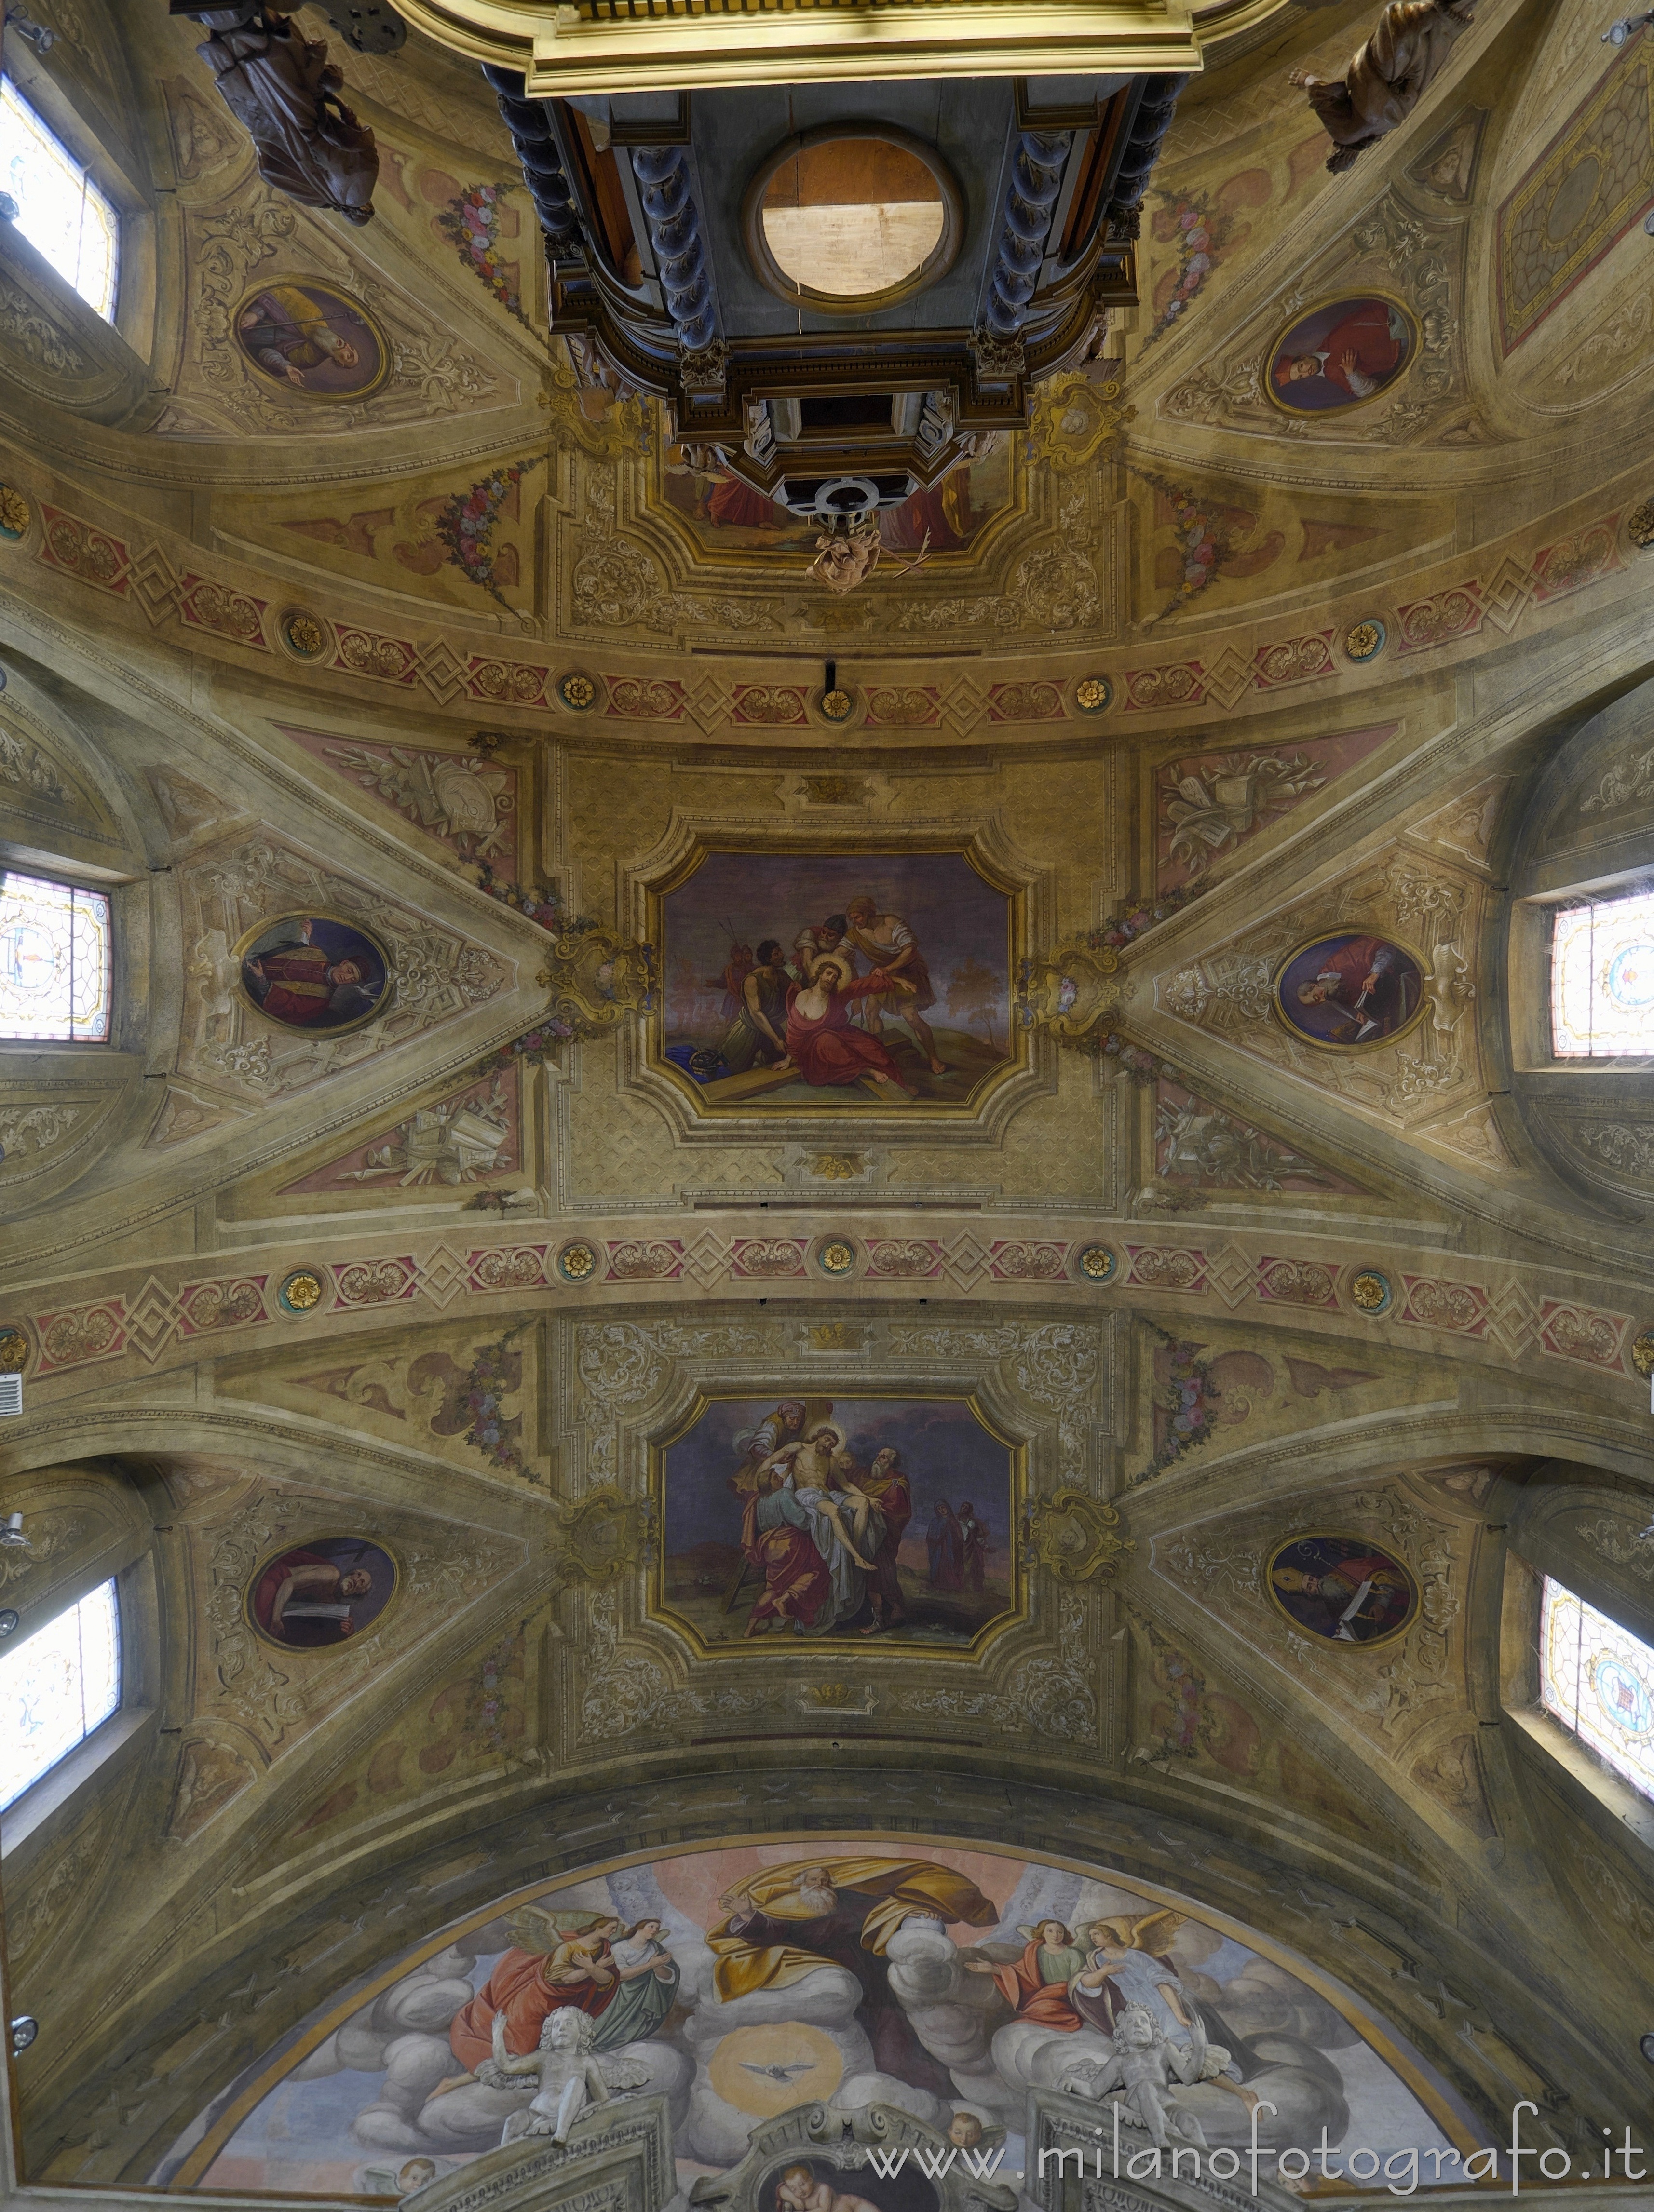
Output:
[{"xmin": 479, "ymin": 2005, "xmax": 651, "ymax": 2147}]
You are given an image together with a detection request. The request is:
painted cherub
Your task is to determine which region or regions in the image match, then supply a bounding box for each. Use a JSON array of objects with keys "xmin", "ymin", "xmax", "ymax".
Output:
[
  {"xmin": 1060, "ymin": 2002, "xmax": 1210, "ymax": 2150},
  {"xmin": 481, "ymin": 2005, "xmax": 649, "ymax": 2147}
]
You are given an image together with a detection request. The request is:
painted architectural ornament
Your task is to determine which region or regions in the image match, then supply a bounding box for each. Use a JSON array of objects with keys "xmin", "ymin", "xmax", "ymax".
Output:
[
  {"xmin": 232, "ymin": 278, "xmax": 390, "ymax": 400},
  {"xmin": 656, "ymin": 1395, "xmax": 1018, "ymax": 1649},
  {"xmin": 1266, "ymin": 1533, "xmax": 1418, "ymax": 1646},
  {"xmin": 1273, "ymin": 931, "xmax": 1427, "ymax": 1049},
  {"xmin": 236, "ymin": 913, "xmax": 391, "ymax": 1034},
  {"xmin": 1266, "ymin": 296, "xmax": 1417, "ymax": 413},
  {"xmin": 245, "ymin": 1535, "xmax": 398, "ymax": 1648}
]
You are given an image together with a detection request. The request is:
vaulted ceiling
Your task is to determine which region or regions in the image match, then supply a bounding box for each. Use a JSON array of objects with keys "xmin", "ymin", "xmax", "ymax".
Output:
[{"xmin": 1, "ymin": 0, "xmax": 1653, "ymax": 2200}]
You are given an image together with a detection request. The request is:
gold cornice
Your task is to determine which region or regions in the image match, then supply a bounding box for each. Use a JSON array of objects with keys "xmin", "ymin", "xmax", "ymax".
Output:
[{"xmin": 393, "ymin": 0, "xmax": 1212, "ymax": 93}]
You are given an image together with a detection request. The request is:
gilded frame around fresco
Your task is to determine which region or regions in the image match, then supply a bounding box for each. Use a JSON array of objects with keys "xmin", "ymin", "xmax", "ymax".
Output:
[
  {"xmin": 644, "ymin": 831, "xmax": 1031, "ymax": 1122},
  {"xmin": 1269, "ymin": 927, "xmax": 1430, "ymax": 1053},
  {"xmin": 242, "ymin": 1530, "xmax": 403, "ymax": 1653},
  {"xmin": 1263, "ymin": 1528, "xmax": 1420, "ymax": 1651},
  {"xmin": 1261, "ymin": 290, "xmax": 1420, "ymax": 419},
  {"xmin": 230, "ymin": 278, "xmax": 393, "ymax": 403},
  {"xmin": 647, "ymin": 1388, "xmax": 1029, "ymax": 1662},
  {"xmin": 231, "ymin": 910, "xmax": 396, "ymax": 1040},
  {"xmin": 165, "ymin": 1830, "xmax": 1482, "ymax": 2188}
]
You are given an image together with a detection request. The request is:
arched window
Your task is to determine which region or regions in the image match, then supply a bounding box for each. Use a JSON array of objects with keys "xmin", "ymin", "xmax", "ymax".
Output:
[
  {"xmin": 0, "ymin": 1575, "xmax": 121, "ymax": 1812},
  {"xmin": 1550, "ymin": 885, "xmax": 1654, "ymax": 1057},
  {"xmin": 0, "ymin": 73, "xmax": 119, "ymax": 321},
  {"xmin": 1539, "ymin": 1573, "xmax": 1654, "ymax": 1803},
  {"xmin": 0, "ymin": 869, "xmax": 112, "ymax": 1040}
]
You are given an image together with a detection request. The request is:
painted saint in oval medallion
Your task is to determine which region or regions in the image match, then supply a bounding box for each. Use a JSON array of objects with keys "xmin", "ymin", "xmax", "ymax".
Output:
[
  {"xmin": 1266, "ymin": 1532, "xmax": 1418, "ymax": 1646},
  {"xmin": 246, "ymin": 1535, "xmax": 399, "ymax": 1648},
  {"xmin": 236, "ymin": 912, "xmax": 391, "ymax": 1034},
  {"xmin": 233, "ymin": 278, "xmax": 390, "ymax": 400},
  {"xmin": 1273, "ymin": 930, "xmax": 1426, "ymax": 1049},
  {"xmin": 1267, "ymin": 295, "xmax": 1416, "ymax": 413}
]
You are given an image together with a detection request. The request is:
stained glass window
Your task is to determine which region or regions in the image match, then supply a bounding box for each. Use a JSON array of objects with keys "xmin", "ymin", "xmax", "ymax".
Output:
[
  {"xmin": 0, "ymin": 76, "xmax": 119, "ymax": 321},
  {"xmin": 1551, "ymin": 887, "xmax": 1654, "ymax": 1056},
  {"xmin": 0, "ymin": 871, "xmax": 111, "ymax": 1040},
  {"xmin": 1540, "ymin": 1575, "xmax": 1654, "ymax": 1803},
  {"xmin": 0, "ymin": 1576, "xmax": 121, "ymax": 1812}
]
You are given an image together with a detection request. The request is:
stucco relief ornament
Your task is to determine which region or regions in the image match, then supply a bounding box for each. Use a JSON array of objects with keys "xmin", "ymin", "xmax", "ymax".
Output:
[
  {"xmin": 1026, "ymin": 1489, "xmax": 1134, "ymax": 1585},
  {"xmin": 540, "ymin": 923, "xmax": 656, "ymax": 1037},
  {"xmin": 1017, "ymin": 942, "xmax": 1122, "ymax": 1045}
]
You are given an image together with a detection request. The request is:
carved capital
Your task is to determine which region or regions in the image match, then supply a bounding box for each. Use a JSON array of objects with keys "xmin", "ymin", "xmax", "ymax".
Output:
[
  {"xmin": 1027, "ymin": 1487, "xmax": 1133, "ymax": 1585},
  {"xmin": 549, "ymin": 1484, "xmax": 653, "ymax": 1586}
]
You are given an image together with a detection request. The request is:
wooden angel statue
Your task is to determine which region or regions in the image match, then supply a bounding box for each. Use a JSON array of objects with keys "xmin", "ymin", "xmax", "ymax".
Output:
[
  {"xmin": 173, "ymin": 4, "xmax": 378, "ymax": 221},
  {"xmin": 1290, "ymin": 0, "xmax": 1475, "ymax": 173}
]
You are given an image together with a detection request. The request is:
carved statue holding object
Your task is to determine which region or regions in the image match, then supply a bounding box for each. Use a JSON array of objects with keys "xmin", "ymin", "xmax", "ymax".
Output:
[
  {"xmin": 171, "ymin": 3, "xmax": 378, "ymax": 223},
  {"xmin": 1290, "ymin": 0, "xmax": 1475, "ymax": 173}
]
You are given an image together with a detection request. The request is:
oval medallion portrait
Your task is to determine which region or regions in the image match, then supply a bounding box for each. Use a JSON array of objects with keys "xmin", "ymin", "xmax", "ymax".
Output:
[
  {"xmin": 1267, "ymin": 1532, "xmax": 1418, "ymax": 1647},
  {"xmin": 1267, "ymin": 294, "xmax": 1416, "ymax": 414},
  {"xmin": 232, "ymin": 277, "xmax": 389, "ymax": 401},
  {"xmin": 246, "ymin": 1536, "xmax": 399, "ymax": 1649},
  {"xmin": 236, "ymin": 912, "xmax": 391, "ymax": 1035},
  {"xmin": 1274, "ymin": 930, "xmax": 1426, "ymax": 1050}
]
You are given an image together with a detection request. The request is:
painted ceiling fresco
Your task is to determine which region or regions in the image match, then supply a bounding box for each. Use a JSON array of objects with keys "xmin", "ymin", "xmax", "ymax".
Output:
[
  {"xmin": 1, "ymin": 0, "xmax": 1653, "ymax": 2203},
  {"xmin": 164, "ymin": 1842, "xmax": 1473, "ymax": 2196}
]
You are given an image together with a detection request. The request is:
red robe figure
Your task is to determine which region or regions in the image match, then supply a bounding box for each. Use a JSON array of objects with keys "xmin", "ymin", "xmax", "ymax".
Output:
[
  {"xmin": 243, "ymin": 920, "xmax": 378, "ymax": 1026},
  {"xmin": 964, "ymin": 1918, "xmax": 1085, "ymax": 2030},
  {"xmin": 1273, "ymin": 300, "xmax": 1407, "ymax": 404},
  {"xmin": 448, "ymin": 1925, "xmax": 623, "ymax": 2067},
  {"xmin": 785, "ymin": 955, "xmax": 917, "ymax": 1093}
]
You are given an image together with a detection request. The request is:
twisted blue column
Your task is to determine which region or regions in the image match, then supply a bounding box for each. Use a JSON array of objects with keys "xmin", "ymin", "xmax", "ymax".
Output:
[
  {"xmin": 630, "ymin": 145, "xmax": 717, "ymax": 352},
  {"xmin": 983, "ymin": 131, "xmax": 1071, "ymax": 339}
]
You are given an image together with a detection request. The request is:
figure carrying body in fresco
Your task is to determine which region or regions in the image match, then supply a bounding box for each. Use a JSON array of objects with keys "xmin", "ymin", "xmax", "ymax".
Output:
[{"xmin": 1290, "ymin": 0, "xmax": 1475, "ymax": 174}]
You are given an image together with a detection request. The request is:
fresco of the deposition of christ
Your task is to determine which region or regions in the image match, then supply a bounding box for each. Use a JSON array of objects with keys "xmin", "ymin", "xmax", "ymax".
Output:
[
  {"xmin": 655, "ymin": 1396, "xmax": 1017, "ymax": 1649},
  {"xmin": 166, "ymin": 1840, "xmax": 1478, "ymax": 2198},
  {"xmin": 656, "ymin": 851, "xmax": 1016, "ymax": 1110}
]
